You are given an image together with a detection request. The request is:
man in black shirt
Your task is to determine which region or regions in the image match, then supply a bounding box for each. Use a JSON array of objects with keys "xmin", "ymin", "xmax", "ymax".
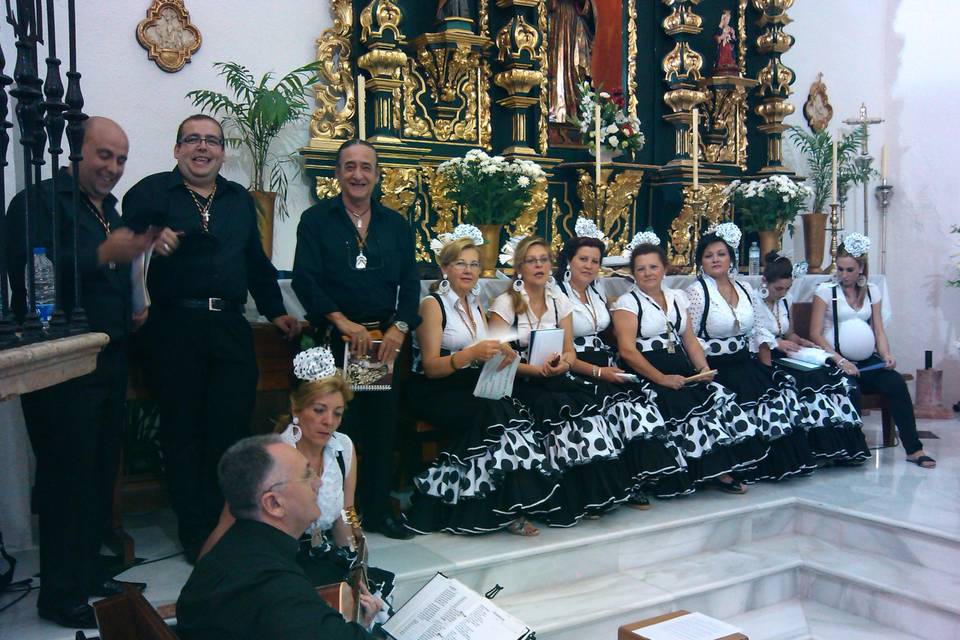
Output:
[
  {"xmin": 122, "ymin": 114, "xmax": 299, "ymax": 562},
  {"xmin": 177, "ymin": 435, "xmax": 379, "ymax": 639},
  {"xmin": 292, "ymin": 140, "xmax": 419, "ymax": 539},
  {"xmin": 5, "ymin": 117, "xmax": 164, "ymax": 628}
]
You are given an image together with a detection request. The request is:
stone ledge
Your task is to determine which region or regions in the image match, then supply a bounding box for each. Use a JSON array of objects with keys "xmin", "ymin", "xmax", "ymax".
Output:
[{"xmin": 0, "ymin": 333, "xmax": 109, "ymax": 399}]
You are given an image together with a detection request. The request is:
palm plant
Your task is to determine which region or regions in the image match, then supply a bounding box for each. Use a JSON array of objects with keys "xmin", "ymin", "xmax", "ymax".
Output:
[
  {"xmin": 186, "ymin": 61, "xmax": 320, "ymax": 218},
  {"xmin": 787, "ymin": 125, "xmax": 874, "ymax": 213}
]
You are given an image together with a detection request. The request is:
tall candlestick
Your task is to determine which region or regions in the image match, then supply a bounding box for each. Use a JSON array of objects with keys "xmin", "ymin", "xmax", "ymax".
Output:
[
  {"xmin": 691, "ymin": 108, "xmax": 699, "ymax": 189},
  {"xmin": 831, "ymin": 137, "xmax": 838, "ymax": 204},
  {"xmin": 594, "ymin": 102, "xmax": 601, "ymax": 212},
  {"xmin": 880, "ymin": 144, "xmax": 887, "ymax": 181},
  {"xmin": 357, "ymin": 75, "xmax": 365, "ymax": 140}
]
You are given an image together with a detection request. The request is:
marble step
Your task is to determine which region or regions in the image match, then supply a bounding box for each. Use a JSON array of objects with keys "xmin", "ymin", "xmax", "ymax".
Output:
[{"xmin": 728, "ymin": 599, "xmax": 925, "ymax": 640}]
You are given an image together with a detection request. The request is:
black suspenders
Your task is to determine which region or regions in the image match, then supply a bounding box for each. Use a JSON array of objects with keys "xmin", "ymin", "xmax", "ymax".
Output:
[
  {"xmin": 429, "ymin": 292, "xmax": 447, "ymax": 330},
  {"xmin": 697, "ymin": 277, "xmax": 711, "ymax": 339}
]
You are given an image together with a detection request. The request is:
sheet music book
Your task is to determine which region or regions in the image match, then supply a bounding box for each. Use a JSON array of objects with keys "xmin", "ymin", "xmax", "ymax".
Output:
[
  {"xmin": 527, "ymin": 328, "xmax": 564, "ymax": 367},
  {"xmin": 382, "ymin": 573, "xmax": 532, "ymax": 640},
  {"xmin": 343, "ymin": 341, "xmax": 393, "ymax": 391},
  {"xmin": 777, "ymin": 346, "xmax": 830, "ymax": 372},
  {"xmin": 630, "ymin": 612, "xmax": 743, "ymax": 640},
  {"xmin": 473, "ymin": 352, "xmax": 520, "ymax": 400}
]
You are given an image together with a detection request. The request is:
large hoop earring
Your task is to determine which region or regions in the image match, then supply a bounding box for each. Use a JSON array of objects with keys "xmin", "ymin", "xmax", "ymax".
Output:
[
  {"xmin": 512, "ymin": 275, "xmax": 524, "ymax": 293},
  {"xmin": 438, "ymin": 273, "xmax": 450, "ymax": 295},
  {"xmin": 857, "ymin": 274, "xmax": 867, "ymax": 287},
  {"xmin": 563, "ymin": 268, "xmax": 571, "ymax": 283},
  {"xmin": 759, "ymin": 277, "xmax": 769, "ymax": 300}
]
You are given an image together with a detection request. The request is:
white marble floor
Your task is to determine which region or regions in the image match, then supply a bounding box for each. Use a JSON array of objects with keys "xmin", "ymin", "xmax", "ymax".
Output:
[{"xmin": 1, "ymin": 413, "xmax": 957, "ymax": 639}]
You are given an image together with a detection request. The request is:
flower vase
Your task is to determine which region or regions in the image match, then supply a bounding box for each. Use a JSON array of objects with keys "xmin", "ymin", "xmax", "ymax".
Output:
[
  {"xmin": 590, "ymin": 147, "xmax": 620, "ymax": 164},
  {"xmin": 757, "ymin": 229, "xmax": 781, "ymax": 266},
  {"xmin": 250, "ymin": 190, "xmax": 277, "ymax": 259},
  {"xmin": 802, "ymin": 212, "xmax": 827, "ymax": 274},
  {"xmin": 477, "ymin": 224, "xmax": 502, "ymax": 278}
]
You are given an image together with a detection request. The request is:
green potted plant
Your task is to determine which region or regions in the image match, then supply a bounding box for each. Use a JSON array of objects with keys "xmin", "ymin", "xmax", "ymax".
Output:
[
  {"xmin": 436, "ymin": 149, "xmax": 546, "ymax": 276},
  {"xmin": 787, "ymin": 125, "xmax": 868, "ymax": 272},
  {"xmin": 186, "ymin": 61, "xmax": 319, "ymax": 258},
  {"xmin": 723, "ymin": 175, "xmax": 811, "ymax": 263}
]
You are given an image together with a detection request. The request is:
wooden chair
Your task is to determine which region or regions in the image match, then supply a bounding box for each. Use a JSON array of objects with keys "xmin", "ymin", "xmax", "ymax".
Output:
[
  {"xmin": 791, "ymin": 302, "xmax": 911, "ymax": 448},
  {"xmin": 92, "ymin": 584, "xmax": 178, "ymax": 640}
]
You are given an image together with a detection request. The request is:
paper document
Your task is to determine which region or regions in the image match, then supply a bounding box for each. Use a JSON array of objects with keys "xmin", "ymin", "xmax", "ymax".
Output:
[
  {"xmin": 527, "ymin": 328, "xmax": 564, "ymax": 367},
  {"xmin": 474, "ymin": 352, "xmax": 520, "ymax": 400},
  {"xmin": 633, "ymin": 611, "xmax": 743, "ymax": 640},
  {"xmin": 383, "ymin": 573, "xmax": 531, "ymax": 640}
]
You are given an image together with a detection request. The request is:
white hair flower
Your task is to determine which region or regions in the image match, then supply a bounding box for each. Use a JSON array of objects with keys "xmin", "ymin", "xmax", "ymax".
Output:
[
  {"xmin": 710, "ymin": 222, "xmax": 742, "ymax": 249},
  {"xmin": 429, "ymin": 224, "xmax": 484, "ymax": 256},
  {"xmin": 293, "ymin": 346, "xmax": 337, "ymax": 382},
  {"xmin": 792, "ymin": 261, "xmax": 808, "ymax": 278},
  {"xmin": 499, "ymin": 235, "xmax": 523, "ymax": 266},
  {"xmin": 622, "ymin": 230, "xmax": 660, "ymax": 256},
  {"xmin": 574, "ymin": 216, "xmax": 609, "ymax": 245},
  {"xmin": 843, "ymin": 232, "xmax": 871, "ymax": 258}
]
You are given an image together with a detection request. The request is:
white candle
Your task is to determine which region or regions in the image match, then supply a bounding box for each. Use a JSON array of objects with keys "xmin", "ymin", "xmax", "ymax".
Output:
[
  {"xmin": 691, "ymin": 108, "xmax": 699, "ymax": 189},
  {"xmin": 831, "ymin": 137, "xmax": 838, "ymax": 204},
  {"xmin": 595, "ymin": 102, "xmax": 602, "ymax": 199},
  {"xmin": 880, "ymin": 144, "xmax": 887, "ymax": 181},
  {"xmin": 358, "ymin": 75, "xmax": 366, "ymax": 140}
]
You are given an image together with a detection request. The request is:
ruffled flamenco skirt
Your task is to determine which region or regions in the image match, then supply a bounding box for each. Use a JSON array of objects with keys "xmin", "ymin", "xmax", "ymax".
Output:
[
  {"xmin": 513, "ymin": 366, "xmax": 684, "ymax": 527},
  {"xmin": 773, "ymin": 350, "xmax": 870, "ymax": 463},
  {"xmin": 707, "ymin": 349, "xmax": 818, "ymax": 481},
  {"xmin": 624, "ymin": 350, "xmax": 770, "ymax": 497},
  {"xmin": 403, "ymin": 370, "xmax": 561, "ymax": 535}
]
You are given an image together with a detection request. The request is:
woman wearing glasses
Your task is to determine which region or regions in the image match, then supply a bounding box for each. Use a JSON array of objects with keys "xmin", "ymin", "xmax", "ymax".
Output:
[
  {"xmin": 198, "ymin": 347, "xmax": 394, "ymax": 623},
  {"xmin": 488, "ymin": 236, "xmax": 634, "ymax": 528},
  {"xmin": 403, "ymin": 228, "xmax": 559, "ymax": 536},
  {"xmin": 553, "ymin": 222, "xmax": 684, "ymax": 505}
]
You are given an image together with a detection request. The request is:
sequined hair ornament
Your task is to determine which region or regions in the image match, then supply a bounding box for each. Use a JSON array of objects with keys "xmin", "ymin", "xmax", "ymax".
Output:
[
  {"xmin": 573, "ymin": 216, "xmax": 609, "ymax": 246},
  {"xmin": 842, "ymin": 232, "xmax": 871, "ymax": 258},
  {"xmin": 792, "ymin": 261, "xmax": 808, "ymax": 278},
  {"xmin": 709, "ymin": 222, "xmax": 742, "ymax": 249},
  {"xmin": 293, "ymin": 346, "xmax": 338, "ymax": 382},
  {"xmin": 429, "ymin": 223, "xmax": 484, "ymax": 257},
  {"xmin": 621, "ymin": 230, "xmax": 660, "ymax": 256},
  {"xmin": 499, "ymin": 235, "xmax": 523, "ymax": 266}
]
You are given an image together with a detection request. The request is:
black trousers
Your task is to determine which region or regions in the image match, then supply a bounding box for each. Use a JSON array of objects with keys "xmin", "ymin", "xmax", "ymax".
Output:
[
  {"xmin": 138, "ymin": 307, "xmax": 258, "ymax": 549},
  {"xmin": 330, "ymin": 331, "xmax": 402, "ymax": 526},
  {"xmin": 21, "ymin": 341, "xmax": 127, "ymax": 610},
  {"xmin": 851, "ymin": 357, "xmax": 923, "ymax": 455}
]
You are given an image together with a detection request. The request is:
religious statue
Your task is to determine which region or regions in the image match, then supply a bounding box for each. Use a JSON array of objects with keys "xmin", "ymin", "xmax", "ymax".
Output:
[
  {"xmin": 437, "ymin": 0, "xmax": 471, "ymax": 20},
  {"xmin": 712, "ymin": 9, "xmax": 738, "ymax": 76},
  {"xmin": 803, "ymin": 72, "xmax": 833, "ymax": 132},
  {"xmin": 547, "ymin": 0, "xmax": 596, "ymax": 124}
]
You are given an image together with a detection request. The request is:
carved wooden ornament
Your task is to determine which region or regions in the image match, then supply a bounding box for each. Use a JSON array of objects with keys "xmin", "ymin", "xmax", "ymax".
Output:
[
  {"xmin": 136, "ymin": 0, "xmax": 201, "ymax": 73},
  {"xmin": 803, "ymin": 72, "xmax": 833, "ymax": 133}
]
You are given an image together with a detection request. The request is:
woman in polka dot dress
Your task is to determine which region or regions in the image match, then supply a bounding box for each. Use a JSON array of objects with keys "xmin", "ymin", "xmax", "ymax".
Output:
[
  {"xmin": 404, "ymin": 233, "xmax": 560, "ymax": 536},
  {"xmin": 685, "ymin": 229, "xmax": 817, "ymax": 482},
  {"xmin": 612, "ymin": 241, "xmax": 769, "ymax": 495},
  {"xmin": 751, "ymin": 253, "xmax": 870, "ymax": 464},
  {"xmin": 553, "ymin": 230, "xmax": 686, "ymax": 506}
]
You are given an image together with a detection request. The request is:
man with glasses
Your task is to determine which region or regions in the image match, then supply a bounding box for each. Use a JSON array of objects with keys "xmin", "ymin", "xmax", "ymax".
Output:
[
  {"xmin": 292, "ymin": 139, "xmax": 419, "ymax": 540},
  {"xmin": 122, "ymin": 114, "xmax": 300, "ymax": 563},
  {"xmin": 177, "ymin": 435, "xmax": 381, "ymax": 639}
]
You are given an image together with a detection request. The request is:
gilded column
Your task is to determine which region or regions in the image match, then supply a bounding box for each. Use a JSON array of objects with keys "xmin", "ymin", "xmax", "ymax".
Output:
[
  {"xmin": 661, "ymin": 0, "xmax": 708, "ymax": 164},
  {"xmin": 358, "ymin": 0, "xmax": 408, "ymax": 143},
  {"xmin": 753, "ymin": 0, "xmax": 796, "ymax": 173},
  {"xmin": 493, "ymin": 7, "xmax": 543, "ymax": 157}
]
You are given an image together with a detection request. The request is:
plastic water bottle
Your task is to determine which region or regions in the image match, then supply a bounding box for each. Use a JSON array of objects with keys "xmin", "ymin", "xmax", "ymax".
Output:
[
  {"xmin": 748, "ymin": 241, "xmax": 760, "ymax": 276},
  {"xmin": 30, "ymin": 247, "xmax": 56, "ymax": 328}
]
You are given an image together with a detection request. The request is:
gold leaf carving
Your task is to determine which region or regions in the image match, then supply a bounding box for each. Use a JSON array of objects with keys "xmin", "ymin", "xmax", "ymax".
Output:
[
  {"xmin": 136, "ymin": 0, "xmax": 201, "ymax": 73},
  {"xmin": 537, "ymin": 0, "xmax": 548, "ymax": 154},
  {"xmin": 422, "ymin": 166, "xmax": 456, "ymax": 236},
  {"xmin": 576, "ymin": 170, "xmax": 644, "ymax": 254},
  {"xmin": 402, "ymin": 60, "xmax": 432, "ymax": 138},
  {"xmin": 379, "ymin": 167, "xmax": 418, "ymax": 215},
  {"xmin": 667, "ymin": 184, "xmax": 728, "ymax": 271},
  {"xmin": 508, "ymin": 177, "xmax": 548, "ymax": 238},
  {"xmin": 315, "ymin": 177, "xmax": 341, "ymax": 201},
  {"xmin": 311, "ymin": 0, "xmax": 355, "ymax": 141}
]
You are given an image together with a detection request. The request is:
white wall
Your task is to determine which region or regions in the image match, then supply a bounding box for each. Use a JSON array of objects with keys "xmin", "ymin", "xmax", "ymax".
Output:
[{"xmin": 784, "ymin": 0, "xmax": 960, "ymax": 399}]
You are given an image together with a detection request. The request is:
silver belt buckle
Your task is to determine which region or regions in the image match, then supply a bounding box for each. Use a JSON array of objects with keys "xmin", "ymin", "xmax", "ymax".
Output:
[{"xmin": 208, "ymin": 298, "xmax": 222, "ymax": 312}]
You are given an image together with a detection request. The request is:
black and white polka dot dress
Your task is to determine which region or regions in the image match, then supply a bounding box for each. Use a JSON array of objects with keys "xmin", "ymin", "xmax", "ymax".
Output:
[
  {"xmin": 752, "ymin": 292, "xmax": 870, "ymax": 463},
  {"xmin": 557, "ymin": 281, "xmax": 686, "ymax": 495},
  {"xmin": 490, "ymin": 287, "xmax": 634, "ymax": 527},
  {"xmin": 611, "ymin": 286, "xmax": 769, "ymax": 495},
  {"xmin": 404, "ymin": 289, "xmax": 561, "ymax": 535},
  {"xmin": 686, "ymin": 275, "xmax": 817, "ymax": 481}
]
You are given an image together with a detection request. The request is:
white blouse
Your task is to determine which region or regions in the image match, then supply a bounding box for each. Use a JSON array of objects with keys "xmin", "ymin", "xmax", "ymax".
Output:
[
  {"xmin": 279, "ymin": 425, "xmax": 354, "ymax": 532},
  {"xmin": 610, "ymin": 285, "xmax": 690, "ymax": 345},
  {"xmin": 420, "ymin": 288, "xmax": 489, "ymax": 352},
  {"xmin": 814, "ymin": 282, "xmax": 880, "ymax": 361},
  {"xmin": 489, "ymin": 285, "xmax": 573, "ymax": 348},
  {"xmin": 749, "ymin": 290, "xmax": 789, "ymax": 352},
  {"xmin": 555, "ymin": 281, "xmax": 610, "ymax": 337}
]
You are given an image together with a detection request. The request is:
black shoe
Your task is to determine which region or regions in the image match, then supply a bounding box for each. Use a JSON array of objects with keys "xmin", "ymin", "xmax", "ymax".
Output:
[
  {"xmin": 38, "ymin": 603, "xmax": 97, "ymax": 629},
  {"xmin": 367, "ymin": 516, "xmax": 414, "ymax": 540},
  {"xmin": 90, "ymin": 578, "xmax": 147, "ymax": 598}
]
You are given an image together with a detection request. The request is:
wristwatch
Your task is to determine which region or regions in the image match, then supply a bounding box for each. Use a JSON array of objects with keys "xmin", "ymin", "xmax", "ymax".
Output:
[{"xmin": 392, "ymin": 320, "xmax": 409, "ymax": 334}]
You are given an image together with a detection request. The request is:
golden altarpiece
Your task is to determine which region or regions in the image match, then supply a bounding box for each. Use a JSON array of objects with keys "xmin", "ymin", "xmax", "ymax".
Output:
[{"xmin": 302, "ymin": 0, "xmax": 799, "ymax": 272}]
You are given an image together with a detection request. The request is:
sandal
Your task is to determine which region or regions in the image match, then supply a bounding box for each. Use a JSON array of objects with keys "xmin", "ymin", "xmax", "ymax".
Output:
[
  {"xmin": 626, "ymin": 490, "xmax": 652, "ymax": 510},
  {"xmin": 506, "ymin": 518, "xmax": 539, "ymax": 537},
  {"xmin": 906, "ymin": 455, "xmax": 936, "ymax": 469},
  {"xmin": 714, "ymin": 477, "xmax": 748, "ymax": 494}
]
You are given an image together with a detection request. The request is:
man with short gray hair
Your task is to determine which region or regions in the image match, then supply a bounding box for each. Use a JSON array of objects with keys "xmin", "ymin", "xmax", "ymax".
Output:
[{"xmin": 176, "ymin": 435, "xmax": 380, "ymax": 639}]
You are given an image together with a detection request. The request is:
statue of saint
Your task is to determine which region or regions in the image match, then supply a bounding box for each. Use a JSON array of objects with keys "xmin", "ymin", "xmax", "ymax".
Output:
[
  {"xmin": 712, "ymin": 9, "xmax": 739, "ymax": 75},
  {"xmin": 437, "ymin": 0, "xmax": 471, "ymax": 20},
  {"xmin": 547, "ymin": 0, "xmax": 596, "ymax": 124}
]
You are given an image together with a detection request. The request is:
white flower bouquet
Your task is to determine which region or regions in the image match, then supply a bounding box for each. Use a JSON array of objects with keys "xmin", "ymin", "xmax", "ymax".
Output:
[
  {"xmin": 575, "ymin": 81, "xmax": 645, "ymax": 153},
  {"xmin": 437, "ymin": 149, "xmax": 545, "ymax": 225},
  {"xmin": 723, "ymin": 175, "xmax": 812, "ymax": 233}
]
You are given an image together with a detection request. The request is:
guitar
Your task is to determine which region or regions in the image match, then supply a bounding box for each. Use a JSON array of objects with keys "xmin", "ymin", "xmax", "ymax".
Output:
[{"xmin": 315, "ymin": 506, "xmax": 369, "ymax": 623}]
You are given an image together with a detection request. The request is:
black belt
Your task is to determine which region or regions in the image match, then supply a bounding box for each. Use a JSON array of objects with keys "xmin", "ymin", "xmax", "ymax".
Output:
[{"xmin": 171, "ymin": 298, "xmax": 244, "ymax": 313}]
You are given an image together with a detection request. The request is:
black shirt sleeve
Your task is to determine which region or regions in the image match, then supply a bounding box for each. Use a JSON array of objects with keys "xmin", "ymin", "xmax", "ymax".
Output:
[
  {"xmin": 260, "ymin": 574, "xmax": 375, "ymax": 640},
  {"xmin": 291, "ymin": 207, "xmax": 341, "ymax": 321},
  {"xmin": 394, "ymin": 215, "xmax": 421, "ymax": 330}
]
